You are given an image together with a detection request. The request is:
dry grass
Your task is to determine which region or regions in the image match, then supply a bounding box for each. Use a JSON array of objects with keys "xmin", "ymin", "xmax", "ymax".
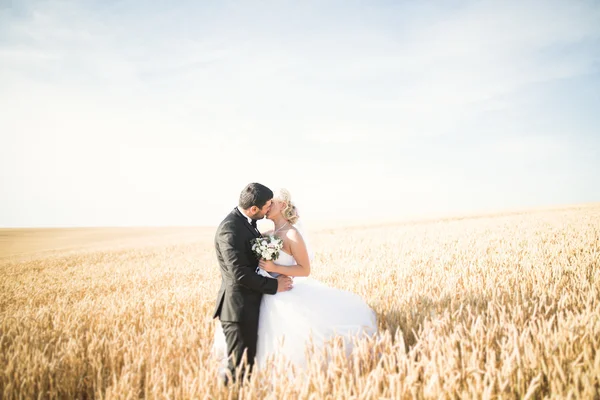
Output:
[{"xmin": 1, "ymin": 204, "xmax": 599, "ymax": 399}]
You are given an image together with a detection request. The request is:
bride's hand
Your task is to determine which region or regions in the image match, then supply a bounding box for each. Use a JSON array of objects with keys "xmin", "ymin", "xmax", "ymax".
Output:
[{"xmin": 259, "ymin": 260, "xmax": 277, "ymax": 272}]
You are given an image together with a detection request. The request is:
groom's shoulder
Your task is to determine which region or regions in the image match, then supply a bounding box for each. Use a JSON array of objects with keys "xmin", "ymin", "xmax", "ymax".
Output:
[{"xmin": 216, "ymin": 210, "xmax": 239, "ymax": 232}]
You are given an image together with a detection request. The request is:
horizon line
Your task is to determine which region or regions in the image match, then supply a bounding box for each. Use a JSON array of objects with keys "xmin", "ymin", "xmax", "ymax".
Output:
[{"xmin": 2, "ymin": 200, "xmax": 598, "ymax": 231}]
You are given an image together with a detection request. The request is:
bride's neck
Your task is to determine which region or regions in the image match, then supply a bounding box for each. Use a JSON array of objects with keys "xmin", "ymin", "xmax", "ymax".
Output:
[{"xmin": 272, "ymin": 216, "xmax": 289, "ymax": 230}]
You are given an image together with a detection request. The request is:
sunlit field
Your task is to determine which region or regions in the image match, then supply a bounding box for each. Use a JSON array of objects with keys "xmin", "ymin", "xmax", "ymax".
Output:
[{"xmin": 1, "ymin": 204, "xmax": 599, "ymax": 399}]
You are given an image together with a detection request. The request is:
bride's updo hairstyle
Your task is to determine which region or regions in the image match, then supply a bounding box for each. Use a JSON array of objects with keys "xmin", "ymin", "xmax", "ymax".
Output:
[{"xmin": 275, "ymin": 188, "xmax": 300, "ymax": 225}]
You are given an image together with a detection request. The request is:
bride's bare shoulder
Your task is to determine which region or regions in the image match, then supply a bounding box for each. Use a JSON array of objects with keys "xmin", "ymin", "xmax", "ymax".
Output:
[{"xmin": 284, "ymin": 226, "xmax": 302, "ymax": 241}]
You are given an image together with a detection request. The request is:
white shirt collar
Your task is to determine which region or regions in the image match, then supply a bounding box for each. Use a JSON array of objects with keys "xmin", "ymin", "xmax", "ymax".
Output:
[{"xmin": 237, "ymin": 206, "xmax": 252, "ymax": 224}]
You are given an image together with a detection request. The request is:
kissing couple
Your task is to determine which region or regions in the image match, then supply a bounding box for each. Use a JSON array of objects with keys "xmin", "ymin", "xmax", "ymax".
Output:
[{"xmin": 212, "ymin": 183, "xmax": 377, "ymax": 383}]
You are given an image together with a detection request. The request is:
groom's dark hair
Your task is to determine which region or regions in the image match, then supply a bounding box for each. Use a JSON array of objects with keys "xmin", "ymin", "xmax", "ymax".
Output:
[{"xmin": 239, "ymin": 183, "xmax": 273, "ymax": 209}]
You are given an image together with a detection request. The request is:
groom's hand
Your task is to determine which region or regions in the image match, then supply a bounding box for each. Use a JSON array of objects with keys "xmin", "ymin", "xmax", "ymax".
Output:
[{"xmin": 276, "ymin": 275, "xmax": 293, "ymax": 292}]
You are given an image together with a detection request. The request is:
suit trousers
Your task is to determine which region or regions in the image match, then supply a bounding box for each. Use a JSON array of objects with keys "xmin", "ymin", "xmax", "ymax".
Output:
[{"xmin": 221, "ymin": 318, "xmax": 259, "ymax": 382}]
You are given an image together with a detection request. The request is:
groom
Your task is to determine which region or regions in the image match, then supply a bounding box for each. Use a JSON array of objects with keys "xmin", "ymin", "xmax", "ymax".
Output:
[{"xmin": 212, "ymin": 182, "xmax": 293, "ymax": 383}]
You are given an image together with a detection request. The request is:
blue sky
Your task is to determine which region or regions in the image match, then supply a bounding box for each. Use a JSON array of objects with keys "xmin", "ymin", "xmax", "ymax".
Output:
[{"xmin": 1, "ymin": 0, "xmax": 599, "ymax": 227}]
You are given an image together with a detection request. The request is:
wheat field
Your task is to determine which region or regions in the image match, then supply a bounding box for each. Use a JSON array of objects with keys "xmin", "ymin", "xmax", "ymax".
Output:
[{"xmin": 1, "ymin": 204, "xmax": 599, "ymax": 399}]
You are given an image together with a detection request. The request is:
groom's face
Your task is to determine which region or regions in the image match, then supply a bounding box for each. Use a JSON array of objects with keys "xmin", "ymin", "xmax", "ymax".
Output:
[{"xmin": 250, "ymin": 199, "xmax": 272, "ymax": 220}]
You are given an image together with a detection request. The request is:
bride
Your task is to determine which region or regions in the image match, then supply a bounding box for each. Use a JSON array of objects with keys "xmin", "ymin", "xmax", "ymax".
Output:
[{"xmin": 213, "ymin": 188, "xmax": 377, "ymax": 371}]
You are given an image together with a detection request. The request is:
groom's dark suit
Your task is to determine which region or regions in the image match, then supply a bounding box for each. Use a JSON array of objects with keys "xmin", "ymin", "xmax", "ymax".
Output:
[{"xmin": 213, "ymin": 207, "xmax": 278, "ymax": 379}]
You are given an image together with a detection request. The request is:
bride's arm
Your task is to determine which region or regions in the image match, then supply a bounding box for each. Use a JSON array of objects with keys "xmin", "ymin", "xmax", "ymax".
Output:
[{"xmin": 259, "ymin": 229, "xmax": 311, "ymax": 277}]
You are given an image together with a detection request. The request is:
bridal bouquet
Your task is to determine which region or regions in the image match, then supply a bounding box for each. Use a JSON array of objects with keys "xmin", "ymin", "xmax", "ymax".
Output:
[{"xmin": 251, "ymin": 235, "xmax": 284, "ymax": 261}]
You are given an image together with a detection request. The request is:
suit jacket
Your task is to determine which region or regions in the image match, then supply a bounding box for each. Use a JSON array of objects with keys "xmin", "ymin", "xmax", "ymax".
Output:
[{"xmin": 212, "ymin": 207, "xmax": 278, "ymax": 322}]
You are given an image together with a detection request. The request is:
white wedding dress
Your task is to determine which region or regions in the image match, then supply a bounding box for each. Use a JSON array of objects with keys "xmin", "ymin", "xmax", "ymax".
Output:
[{"xmin": 212, "ymin": 250, "xmax": 377, "ymax": 371}]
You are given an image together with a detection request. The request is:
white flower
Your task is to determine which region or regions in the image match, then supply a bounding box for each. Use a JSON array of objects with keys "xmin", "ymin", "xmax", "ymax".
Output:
[{"xmin": 251, "ymin": 235, "xmax": 284, "ymax": 262}]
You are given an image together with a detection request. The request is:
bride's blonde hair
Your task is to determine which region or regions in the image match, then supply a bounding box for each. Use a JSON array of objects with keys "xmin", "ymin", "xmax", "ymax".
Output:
[{"xmin": 274, "ymin": 188, "xmax": 299, "ymax": 224}]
